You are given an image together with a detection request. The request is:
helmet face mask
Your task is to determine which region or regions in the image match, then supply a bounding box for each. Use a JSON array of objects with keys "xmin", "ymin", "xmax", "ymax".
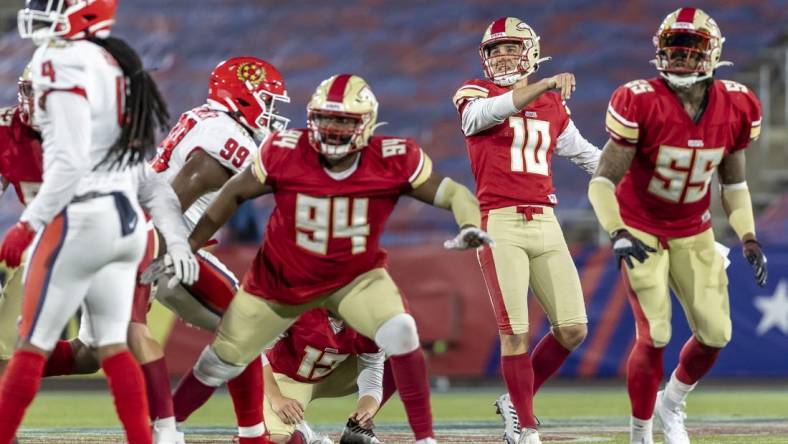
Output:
[
  {"xmin": 18, "ymin": 64, "xmax": 35, "ymax": 128},
  {"xmin": 307, "ymin": 110, "xmax": 365, "ymax": 160}
]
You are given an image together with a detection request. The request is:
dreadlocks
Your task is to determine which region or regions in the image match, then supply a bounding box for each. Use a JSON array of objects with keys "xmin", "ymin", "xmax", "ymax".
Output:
[{"xmin": 88, "ymin": 36, "xmax": 170, "ymax": 170}]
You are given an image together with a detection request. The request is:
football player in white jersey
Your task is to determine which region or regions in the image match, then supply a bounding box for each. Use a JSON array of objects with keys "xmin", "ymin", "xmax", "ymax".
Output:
[
  {"xmin": 0, "ymin": 2, "xmax": 197, "ymax": 444},
  {"xmin": 25, "ymin": 56, "xmax": 291, "ymax": 444}
]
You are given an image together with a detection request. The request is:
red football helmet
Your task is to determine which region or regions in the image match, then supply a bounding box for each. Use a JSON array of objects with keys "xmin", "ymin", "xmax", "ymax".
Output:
[
  {"xmin": 18, "ymin": 0, "xmax": 117, "ymax": 42},
  {"xmin": 207, "ymin": 57, "xmax": 290, "ymax": 139}
]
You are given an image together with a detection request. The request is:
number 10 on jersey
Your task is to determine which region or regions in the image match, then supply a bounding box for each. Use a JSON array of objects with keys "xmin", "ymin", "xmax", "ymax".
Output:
[
  {"xmin": 509, "ymin": 117, "xmax": 551, "ymax": 175},
  {"xmin": 296, "ymin": 195, "xmax": 370, "ymax": 255}
]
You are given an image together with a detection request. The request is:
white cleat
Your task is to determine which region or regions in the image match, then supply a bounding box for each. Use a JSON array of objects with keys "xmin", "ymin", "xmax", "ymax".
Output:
[
  {"xmin": 295, "ymin": 421, "xmax": 334, "ymax": 444},
  {"xmin": 494, "ymin": 393, "xmax": 521, "ymax": 444},
  {"xmin": 654, "ymin": 390, "xmax": 690, "ymax": 444},
  {"xmin": 517, "ymin": 428, "xmax": 541, "ymax": 444},
  {"xmin": 153, "ymin": 425, "xmax": 186, "ymax": 444}
]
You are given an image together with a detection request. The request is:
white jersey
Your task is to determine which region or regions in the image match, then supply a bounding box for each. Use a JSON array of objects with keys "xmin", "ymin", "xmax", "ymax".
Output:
[
  {"xmin": 152, "ymin": 104, "xmax": 258, "ymax": 230},
  {"xmin": 22, "ymin": 39, "xmax": 136, "ymax": 230}
]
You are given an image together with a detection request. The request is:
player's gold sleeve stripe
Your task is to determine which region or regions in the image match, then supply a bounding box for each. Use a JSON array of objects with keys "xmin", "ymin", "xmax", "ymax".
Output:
[
  {"xmin": 605, "ymin": 111, "xmax": 639, "ymax": 142},
  {"xmin": 452, "ymin": 88, "xmax": 489, "ymax": 107},
  {"xmin": 252, "ymin": 151, "xmax": 268, "ymax": 184},
  {"xmin": 750, "ymin": 121, "xmax": 761, "ymax": 140},
  {"xmin": 409, "ymin": 150, "xmax": 433, "ymax": 189}
]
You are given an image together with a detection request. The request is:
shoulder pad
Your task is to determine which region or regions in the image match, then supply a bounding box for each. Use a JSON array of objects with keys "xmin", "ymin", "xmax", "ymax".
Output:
[{"xmin": 453, "ymin": 79, "xmax": 493, "ymax": 109}]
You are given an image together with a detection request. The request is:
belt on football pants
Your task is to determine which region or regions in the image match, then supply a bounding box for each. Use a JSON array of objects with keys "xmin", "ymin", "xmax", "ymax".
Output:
[
  {"xmin": 516, "ymin": 205, "xmax": 544, "ymax": 221},
  {"xmin": 71, "ymin": 191, "xmax": 139, "ymax": 236}
]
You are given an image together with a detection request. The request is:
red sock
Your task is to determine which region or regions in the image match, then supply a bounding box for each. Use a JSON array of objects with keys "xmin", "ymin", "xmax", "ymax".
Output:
[
  {"xmin": 227, "ymin": 358, "xmax": 264, "ymax": 432},
  {"xmin": 141, "ymin": 358, "xmax": 175, "ymax": 421},
  {"xmin": 627, "ymin": 341, "xmax": 664, "ymax": 420},
  {"xmin": 531, "ymin": 333, "xmax": 570, "ymax": 393},
  {"xmin": 389, "ymin": 349, "xmax": 433, "ymax": 440},
  {"xmin": 43, "ymin": 340, "xmax": 75, "ymax": 377},
  {"xmin": 501, "ymin": 352, "xmax": 537, "ymax": 429},
  {"xmin": 286, "ymin": 432, "xmax": 307, "ymax": 444},
  {"xmin": 0, "ymin": 350, "xmax": 45, "ymax": 444},
  {"xmin": 102, "ymin": 351, "xmax": 151, "ymax": 444},
  {"xmin": 675, "ymin": 337, "xmax": 721, "ymax": 385},
  {"xmin": 380, "ymin": 359, "xmax": 397, "ymax": 407},
  {"xmin": 172, "ymin": 369, "xmax": 217, "ymax": 422}
]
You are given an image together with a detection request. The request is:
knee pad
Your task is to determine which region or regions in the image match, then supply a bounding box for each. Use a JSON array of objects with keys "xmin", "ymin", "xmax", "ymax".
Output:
[
  {"xmin": 374, "ymin": 313, "xmax": 420, "ymax": 356},
  {"xmin": 193, "ymin": 346, "xmax": 246, "ymax": 387}
]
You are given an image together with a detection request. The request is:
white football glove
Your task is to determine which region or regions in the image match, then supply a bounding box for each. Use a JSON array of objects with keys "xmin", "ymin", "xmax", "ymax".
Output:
[
  {"xmin": 140, "ymin": 246, "xmax": 199, "ymax": 289},
  {"xmin": 443, "ymin": 226, "xmax": 495, "ymax": 250}
]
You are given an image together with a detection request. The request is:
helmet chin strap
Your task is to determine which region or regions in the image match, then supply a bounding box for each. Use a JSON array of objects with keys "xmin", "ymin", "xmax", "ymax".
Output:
[{"xmin": 661, "ymin": 72, "xmax": 708, "ymax": 89}]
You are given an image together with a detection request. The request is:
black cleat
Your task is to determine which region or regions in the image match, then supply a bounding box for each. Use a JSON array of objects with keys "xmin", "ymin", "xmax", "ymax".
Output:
[{"xmin": 339, "ymin": 419, "xmax": 383, "ymax": 444}]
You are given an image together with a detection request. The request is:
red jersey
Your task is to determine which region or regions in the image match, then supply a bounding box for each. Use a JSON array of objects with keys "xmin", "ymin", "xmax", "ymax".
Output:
[
  {"xmin": 244, "ymin": 128, "xmax": 432, "ymax": 304},
  {"xmin": 266, "ymin": 308, "xmax": 379, "ymax": 383},
  {"xmin": 453, "ymin": 78, "xmax": 571, "ymax": 211},
  {"xmin": 605, "ymin": 78, "xmax": 761, "ymax": 238},
  {"xmin": 0, "ymin": 106, "xmax": 43, "ymax": 205}
]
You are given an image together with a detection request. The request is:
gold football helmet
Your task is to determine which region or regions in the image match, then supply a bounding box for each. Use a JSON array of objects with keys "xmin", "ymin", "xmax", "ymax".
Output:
[
  {"xmin": 653, "ymin": 7, "xmax": 730, "ymax": 88},
  {"xmin": 307, "ymin": 74, "xmax": 379, "ymax": 159},
  {"xmin": 479, "ymin": 17, "xmax": 551, "ymax": 86}
]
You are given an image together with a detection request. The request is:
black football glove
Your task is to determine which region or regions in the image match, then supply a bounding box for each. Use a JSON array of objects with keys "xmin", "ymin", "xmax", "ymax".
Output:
[
  {"xmin": 611, "ymin": 229, "xmax": 657, "ymax": 269},
  {"xmin": 743, "ymin": 239, "xmax": 768, "ymax": 287}
]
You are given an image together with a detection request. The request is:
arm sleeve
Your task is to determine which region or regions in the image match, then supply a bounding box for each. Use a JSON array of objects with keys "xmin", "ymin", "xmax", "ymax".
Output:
[
  {"xmin": 136, "ymin": 164, "xmax": 191, "ymax": 252},
  {"xmin": 21, "ymin": 92, "xmax": 90, "ymax": 230},
  {"xmin": 459, "ymin": 92, "xmax": 518, "ymax": 136},
  {"xmin": 555, "ymin": 120, "xmax": 601, "ymax": 175},
  {"xmin": 356, "ymin": 351, "xmax": 385, "ymax": 403}
]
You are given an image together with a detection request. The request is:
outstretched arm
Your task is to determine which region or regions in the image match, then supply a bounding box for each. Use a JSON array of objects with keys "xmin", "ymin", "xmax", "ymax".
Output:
[
  {"xmin": 460, "ymin": 73, "xmax": 576, "ymax": 136},
  {"xmin": 188, "ymin": 165, "xmax": 271, "ymax": 250},
  {"xmin": 408, "ymin": 172, "xmax": 492, "ymax": 249},
  {"xmin": 718, "ymin": 149, "xmax": 767, "ymax": 286}
]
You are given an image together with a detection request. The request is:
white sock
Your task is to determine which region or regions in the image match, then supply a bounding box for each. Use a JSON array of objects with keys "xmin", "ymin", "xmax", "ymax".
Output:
[
  {"xmin": 153, "ymin": 417, "xmax": 177, "ymax": 431},
  {"xmin": 416, "ymin": 438, "xmax": 437, "ymax": 444},
  {"xmin": 663, "ymin": 370, "xmax": 696, "ymax": 409},
  {"xmin": 238, "ymin": 422, "xmax": 266, "ymax": 438},
  {"xmin": 630, "ymin": 416, "xmax": 652, "ymax": 442}
]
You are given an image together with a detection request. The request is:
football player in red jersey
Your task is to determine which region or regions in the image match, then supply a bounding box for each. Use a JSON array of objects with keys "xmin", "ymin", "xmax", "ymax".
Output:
[
  {"xmin": 588, "ymin": 8, "xmax": 766, "ymax": 444},
  {"xmin": 261, "ymin": 308, "xmax": 387, "ymax": 444},
  {"xmin": 0, "ymin": 66, "xmax": 44, "ymax": 378},
  {"xmin": 452, "ymin": 17, "xmax": 600, "ymax": 444},
  {"xmin": 169, "ymin": 73, "xmax": 491, "ymax": 444}
]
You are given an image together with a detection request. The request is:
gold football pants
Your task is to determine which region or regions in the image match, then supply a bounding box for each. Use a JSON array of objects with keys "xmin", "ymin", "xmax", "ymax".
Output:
[
  {"xmin": 213, "ymin": 267, "xmax": 407, "ymax": 366},
  {"xmin": 0, "ymin": 263, "xmax": 23, "ymax": 360},
  {"xmin": 623, "ymin": 227, "xmax": 731, "ymax": 348},
  {"xmin": 477, "ymin": 206, "xmax": 587, "ymax": 335}
]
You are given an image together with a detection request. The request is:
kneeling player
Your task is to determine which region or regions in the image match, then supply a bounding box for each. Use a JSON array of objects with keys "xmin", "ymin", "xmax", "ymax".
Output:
[{"xmin": 262, "ymin": 308, "xmax": 388, "ymax": 444}]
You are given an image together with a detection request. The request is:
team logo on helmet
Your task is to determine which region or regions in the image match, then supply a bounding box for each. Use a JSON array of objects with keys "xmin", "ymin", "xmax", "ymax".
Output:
[{"xmin": 236, "ymin": 62, "xmax": 266, "ymax": 87}]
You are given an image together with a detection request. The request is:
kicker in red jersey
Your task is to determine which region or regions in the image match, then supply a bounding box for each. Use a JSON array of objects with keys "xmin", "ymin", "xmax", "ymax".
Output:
[
  {"xmin": 266, "ymin": 308, "xmax": 379, "ymax": 383},
  {"xmin": 244, "ymin": 128, "xmax": 431, "ymax": 304},
  {"xmin": 0, "ymin": 106, "xmax": 43, "ymax": 206},
  {"xmin": 453, "ymin": 78, "xmax": 571, "ymax": 211},
  {"xmin": 605, "ymin": 77, "xmax": 761, "ymax": 238}
]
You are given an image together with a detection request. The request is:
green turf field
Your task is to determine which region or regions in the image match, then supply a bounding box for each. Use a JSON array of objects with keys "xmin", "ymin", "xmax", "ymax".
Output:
[{"xmin": 17, "ymin": 385, "xmax": 788, "ymax": 443}]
